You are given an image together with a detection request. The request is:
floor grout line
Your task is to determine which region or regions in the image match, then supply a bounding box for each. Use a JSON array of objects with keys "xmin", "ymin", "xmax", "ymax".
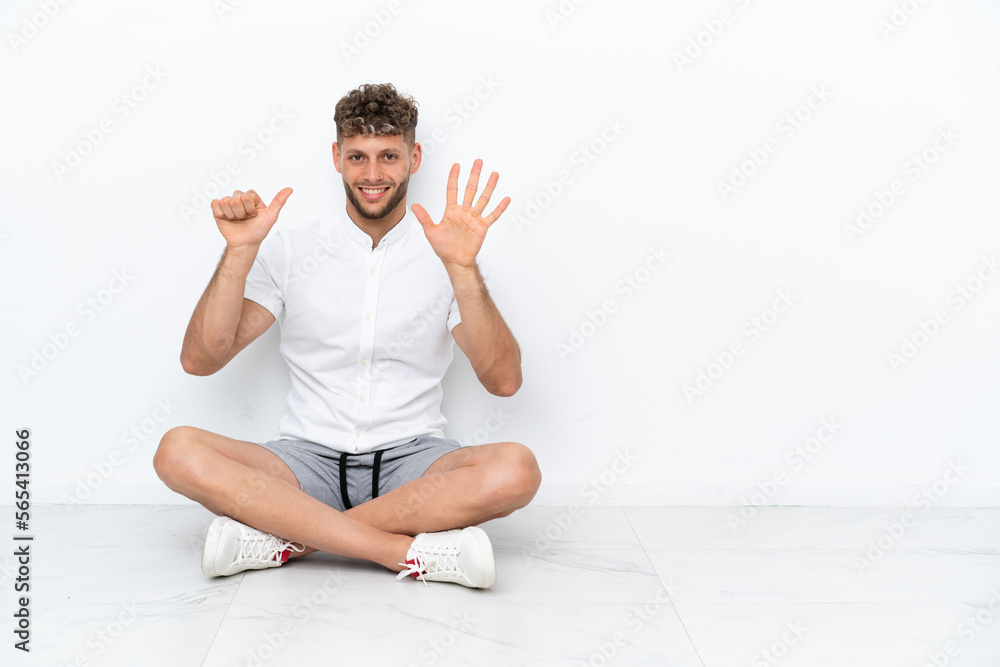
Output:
[
  {"xmin": 623, "ymin": 506, "xmax": 709, "ymax": 667},
  {"xmin": 199, "ymin": 567, "xmax": 247, "ymax": 665}
]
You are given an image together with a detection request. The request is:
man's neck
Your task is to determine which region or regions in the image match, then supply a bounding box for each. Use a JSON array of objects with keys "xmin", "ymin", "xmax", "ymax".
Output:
[{"xmin": 347, "ymin": 202, "xmax": 407, "ymax": 249}]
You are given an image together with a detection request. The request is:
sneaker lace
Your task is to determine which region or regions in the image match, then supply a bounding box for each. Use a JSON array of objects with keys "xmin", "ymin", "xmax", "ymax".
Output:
[
  {"xmin": 237, "ymin": 527, "xmax": 304, "ymax": 564},
  {"xmin": 395, "ymin": 551, "xmax": 461, "ymax": 586}
]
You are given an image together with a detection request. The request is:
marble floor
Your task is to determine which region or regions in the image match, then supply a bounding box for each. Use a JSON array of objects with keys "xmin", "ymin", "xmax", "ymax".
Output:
[{"xmin": 5, "ymin": 504, "xmax": 1000, "ymax": 666}]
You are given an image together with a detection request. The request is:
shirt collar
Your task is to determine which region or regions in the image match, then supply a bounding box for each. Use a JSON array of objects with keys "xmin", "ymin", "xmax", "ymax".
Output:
[{"xmin": 342, "ymin": 209, "xmax": 413, "ymax": 250}]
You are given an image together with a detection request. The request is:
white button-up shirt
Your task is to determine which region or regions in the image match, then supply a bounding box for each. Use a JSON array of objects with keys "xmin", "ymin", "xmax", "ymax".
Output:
[{"xmin": 243, "ymin": 211, "xmax": 462, "ymax": 453}]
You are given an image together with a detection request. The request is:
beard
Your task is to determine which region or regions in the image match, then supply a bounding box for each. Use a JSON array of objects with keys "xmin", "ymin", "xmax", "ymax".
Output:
[{"xmin": 343, "ymin": 176, "xmax": 410, "ymax": 221}]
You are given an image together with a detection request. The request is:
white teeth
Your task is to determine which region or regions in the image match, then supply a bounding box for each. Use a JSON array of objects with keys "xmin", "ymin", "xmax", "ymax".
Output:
[{"xmin": 361, "ymin": 187, "xmax": 387, "ymax": 195}]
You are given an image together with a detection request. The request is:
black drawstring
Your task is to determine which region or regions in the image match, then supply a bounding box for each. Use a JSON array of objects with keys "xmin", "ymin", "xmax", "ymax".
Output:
[
  {"xmin": 338, "ymin": 452, "xmax": 353, "ymax": 510},
  {"xmin": 371, "ymin": 450, "xmax": 384, "ymax": 500},
  {"xmin": 338, "ymin": 450, "xmax": 384, "ymax": 510}
]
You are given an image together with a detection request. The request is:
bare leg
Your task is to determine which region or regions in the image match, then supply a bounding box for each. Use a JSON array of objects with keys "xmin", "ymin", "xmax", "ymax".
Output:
[
  {"xmin": 268, "ymin": 441, "xmax": 541, "ymax": 561},
  {"xmin": 153, "ymin": 426, "xmax": 412, "ymax": 571},
  {"xmin": 344, "ymin": 441, "xmax": 542, "ymax": 535},
  {"xmin": 154, "ymin": 427, "xmax": 542, "ymax": 569}
]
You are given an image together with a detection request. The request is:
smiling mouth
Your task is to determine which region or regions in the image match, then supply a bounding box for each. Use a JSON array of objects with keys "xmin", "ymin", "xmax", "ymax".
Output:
[{"xmin": 359, "ymin": 186, "xmax": 390, "ymax": 201}]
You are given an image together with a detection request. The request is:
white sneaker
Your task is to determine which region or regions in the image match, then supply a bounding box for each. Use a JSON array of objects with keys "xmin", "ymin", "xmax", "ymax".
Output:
[
  {"xmin": 201, "ymin": 516, "xmax": 304, "ymax": 577},
  {"xmin": 395, "ymin": 526, "xmax": 496, "ymax": 589}
]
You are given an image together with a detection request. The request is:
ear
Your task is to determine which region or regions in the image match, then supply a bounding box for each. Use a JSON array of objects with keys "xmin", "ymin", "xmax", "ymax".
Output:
[
  {"xmin": 332, "ymin": 142, "xmax": 343, "ymax": 174},
  {"xmin": 409, "ymin": 141, "xmax": 422, "ymax": 175}
]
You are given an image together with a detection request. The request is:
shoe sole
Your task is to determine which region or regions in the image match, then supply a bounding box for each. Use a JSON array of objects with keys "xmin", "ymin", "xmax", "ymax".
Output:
[
  {"xmin": 201, "ymin": 516, "xmax": 231, "ymax": 577},
  {"xmin": 466, "ymin": 526, "xmax": 497, "ymax": 589}
]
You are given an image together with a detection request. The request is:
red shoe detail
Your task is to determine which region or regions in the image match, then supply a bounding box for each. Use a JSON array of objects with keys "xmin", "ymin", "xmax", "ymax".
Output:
[
  {"xmin": 276, "ymin": 548, "xmax": 291, "ymax": 563},
  {"xmin": 406, "ymin": 557, "xmax": 424, "ymax": 579}
]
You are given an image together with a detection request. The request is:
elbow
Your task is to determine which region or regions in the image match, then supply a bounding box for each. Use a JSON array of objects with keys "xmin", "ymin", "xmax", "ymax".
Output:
[
  {"xmin": 488, "ymin": 370, "xmax": 522, "ymax": 398},
  {"xmin": 180, "ymin": 350, "xmax": 218, "ymax": 376},
  {"xmin": 180, "ymin": 331, "xmax": 235, "ymax": 376},
  {"xmin": 179, "ymin": 353, "xmax": 204, "ymax": 376}
]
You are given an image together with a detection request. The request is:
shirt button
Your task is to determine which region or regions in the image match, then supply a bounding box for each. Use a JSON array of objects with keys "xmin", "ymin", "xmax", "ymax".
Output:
[
  {"xmin": 360, "ymin": 396, "xmax": 366, "ymax": 403},
  {"xmin": 361, "ymin": 357, "xmax": 368, "ymax": 365},
  {"xmin": 355, "ymin": 430, "xmax": 361, "ymax": 437},
  {"xmin": 370, "ymin": 268, "xmax": 376, "ymax": 275},
  {"xmin": 365, "ymin": 313, "xmax": 371, "ymax": 321}
]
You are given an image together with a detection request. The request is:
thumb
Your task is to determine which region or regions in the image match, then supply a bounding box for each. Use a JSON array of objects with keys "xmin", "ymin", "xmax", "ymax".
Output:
[
  {"xmin": 268, "ymin": 187, "xmax": 294, "ymax": 216},
  {"xmin": 411, "ymin": 203, "xmax": 434, "ymax": 231}
]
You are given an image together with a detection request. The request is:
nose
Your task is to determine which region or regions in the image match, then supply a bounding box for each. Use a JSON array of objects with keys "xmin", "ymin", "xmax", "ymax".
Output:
[{"xmin": 364, "ymin": 159, "xmax": 381, "ymax": 183}]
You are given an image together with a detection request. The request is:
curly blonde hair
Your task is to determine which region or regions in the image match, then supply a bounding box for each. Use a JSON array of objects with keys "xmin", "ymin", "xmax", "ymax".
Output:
[{"xmin": 334, "ymin": 83, "xmax": 418, "ymax": 145}]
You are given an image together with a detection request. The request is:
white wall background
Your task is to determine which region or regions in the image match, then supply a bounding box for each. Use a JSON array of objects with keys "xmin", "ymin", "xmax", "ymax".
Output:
[{"xmin": 2, "ymin": 0, "xmax": 999, "ymax": 508}]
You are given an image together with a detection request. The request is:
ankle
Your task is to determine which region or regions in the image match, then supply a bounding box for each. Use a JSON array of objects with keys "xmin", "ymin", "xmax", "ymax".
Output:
[
  {"xmin": 287, "ymin": 543, "xmax": 312, "ymax": 559},
  {"xmin": 385, "ymin": 535, "xmax": 415, "ymax": 572}
]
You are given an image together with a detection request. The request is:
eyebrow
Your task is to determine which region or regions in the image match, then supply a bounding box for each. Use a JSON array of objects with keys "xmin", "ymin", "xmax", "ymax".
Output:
[{"xmin": 345, "ymin": 148, "xmax": 399, "ymax": 157}]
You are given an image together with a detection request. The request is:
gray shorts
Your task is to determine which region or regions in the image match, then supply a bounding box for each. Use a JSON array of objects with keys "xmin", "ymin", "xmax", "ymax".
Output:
[{"xmin": 254, "ymin": 434, "xmax": 462, "ymax": 512}]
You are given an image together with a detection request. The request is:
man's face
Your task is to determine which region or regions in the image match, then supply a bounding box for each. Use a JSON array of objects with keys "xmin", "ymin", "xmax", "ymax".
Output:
[{"xmin": 333, "ymin": 133, "xmax": 421, "ymax": 222}]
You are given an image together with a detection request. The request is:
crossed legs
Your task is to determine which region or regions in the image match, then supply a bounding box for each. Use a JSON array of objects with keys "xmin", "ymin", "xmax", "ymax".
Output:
[{"xmin": 152, "ymin": 426, "xmax": 542, "ymax": 572}]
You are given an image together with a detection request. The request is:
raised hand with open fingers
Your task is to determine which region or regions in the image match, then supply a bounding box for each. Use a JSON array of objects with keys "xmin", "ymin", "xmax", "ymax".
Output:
[{"xmin": 411, "ymin": 160, "xmax": 510, "ymax": 270}]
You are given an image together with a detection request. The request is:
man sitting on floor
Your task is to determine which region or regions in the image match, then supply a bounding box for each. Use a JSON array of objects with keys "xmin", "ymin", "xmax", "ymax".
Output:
[{"xmin": 153, "ymin": 82, "xmax": 541, "ymax": 589}]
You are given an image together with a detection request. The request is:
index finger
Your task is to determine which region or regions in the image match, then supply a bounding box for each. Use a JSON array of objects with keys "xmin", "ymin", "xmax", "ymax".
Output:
[{"xmin": 246, "ymin": 189, "xmax": 264, "ymax": 209}]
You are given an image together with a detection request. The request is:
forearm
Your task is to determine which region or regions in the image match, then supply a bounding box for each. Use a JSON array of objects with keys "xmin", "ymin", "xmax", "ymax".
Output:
[
  {"xmin": 180, "ymin": 244, "xmax": 259, "ymax": 374},
  {"xmin": 446, "ymin": 263, "xmax": 522, "ymax": 396}
]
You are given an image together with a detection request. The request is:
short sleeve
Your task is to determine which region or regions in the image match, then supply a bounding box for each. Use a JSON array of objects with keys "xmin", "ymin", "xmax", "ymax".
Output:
[
  {"xmin": 243, "ymin": 231, "xmax": 285, "ymax": 318},
  {"xmin": 446, "ymin": 293, "xmax": 462, "ymax": 332}
]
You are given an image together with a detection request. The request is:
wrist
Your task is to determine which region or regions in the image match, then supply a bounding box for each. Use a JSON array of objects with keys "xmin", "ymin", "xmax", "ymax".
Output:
[
  {"xmin": 224, "ymin": 242, "xmax": 261, "ymax": 258},
  {"xmin": 222, "ymin": 243, "xmax": 261, "ymax": 272},
  {"xmin": 443, "ymin": 260, "xmax": 478, "ymax": 277}
]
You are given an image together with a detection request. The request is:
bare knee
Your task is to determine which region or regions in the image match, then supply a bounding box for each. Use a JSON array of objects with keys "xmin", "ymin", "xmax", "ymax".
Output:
[
  {"xmin": 487, "ymin": 442, "xmax": 542, "ymax": 510},
  {"xmin": 153, "ymin": 426, "xmax": 202, "ymax": 488}
]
